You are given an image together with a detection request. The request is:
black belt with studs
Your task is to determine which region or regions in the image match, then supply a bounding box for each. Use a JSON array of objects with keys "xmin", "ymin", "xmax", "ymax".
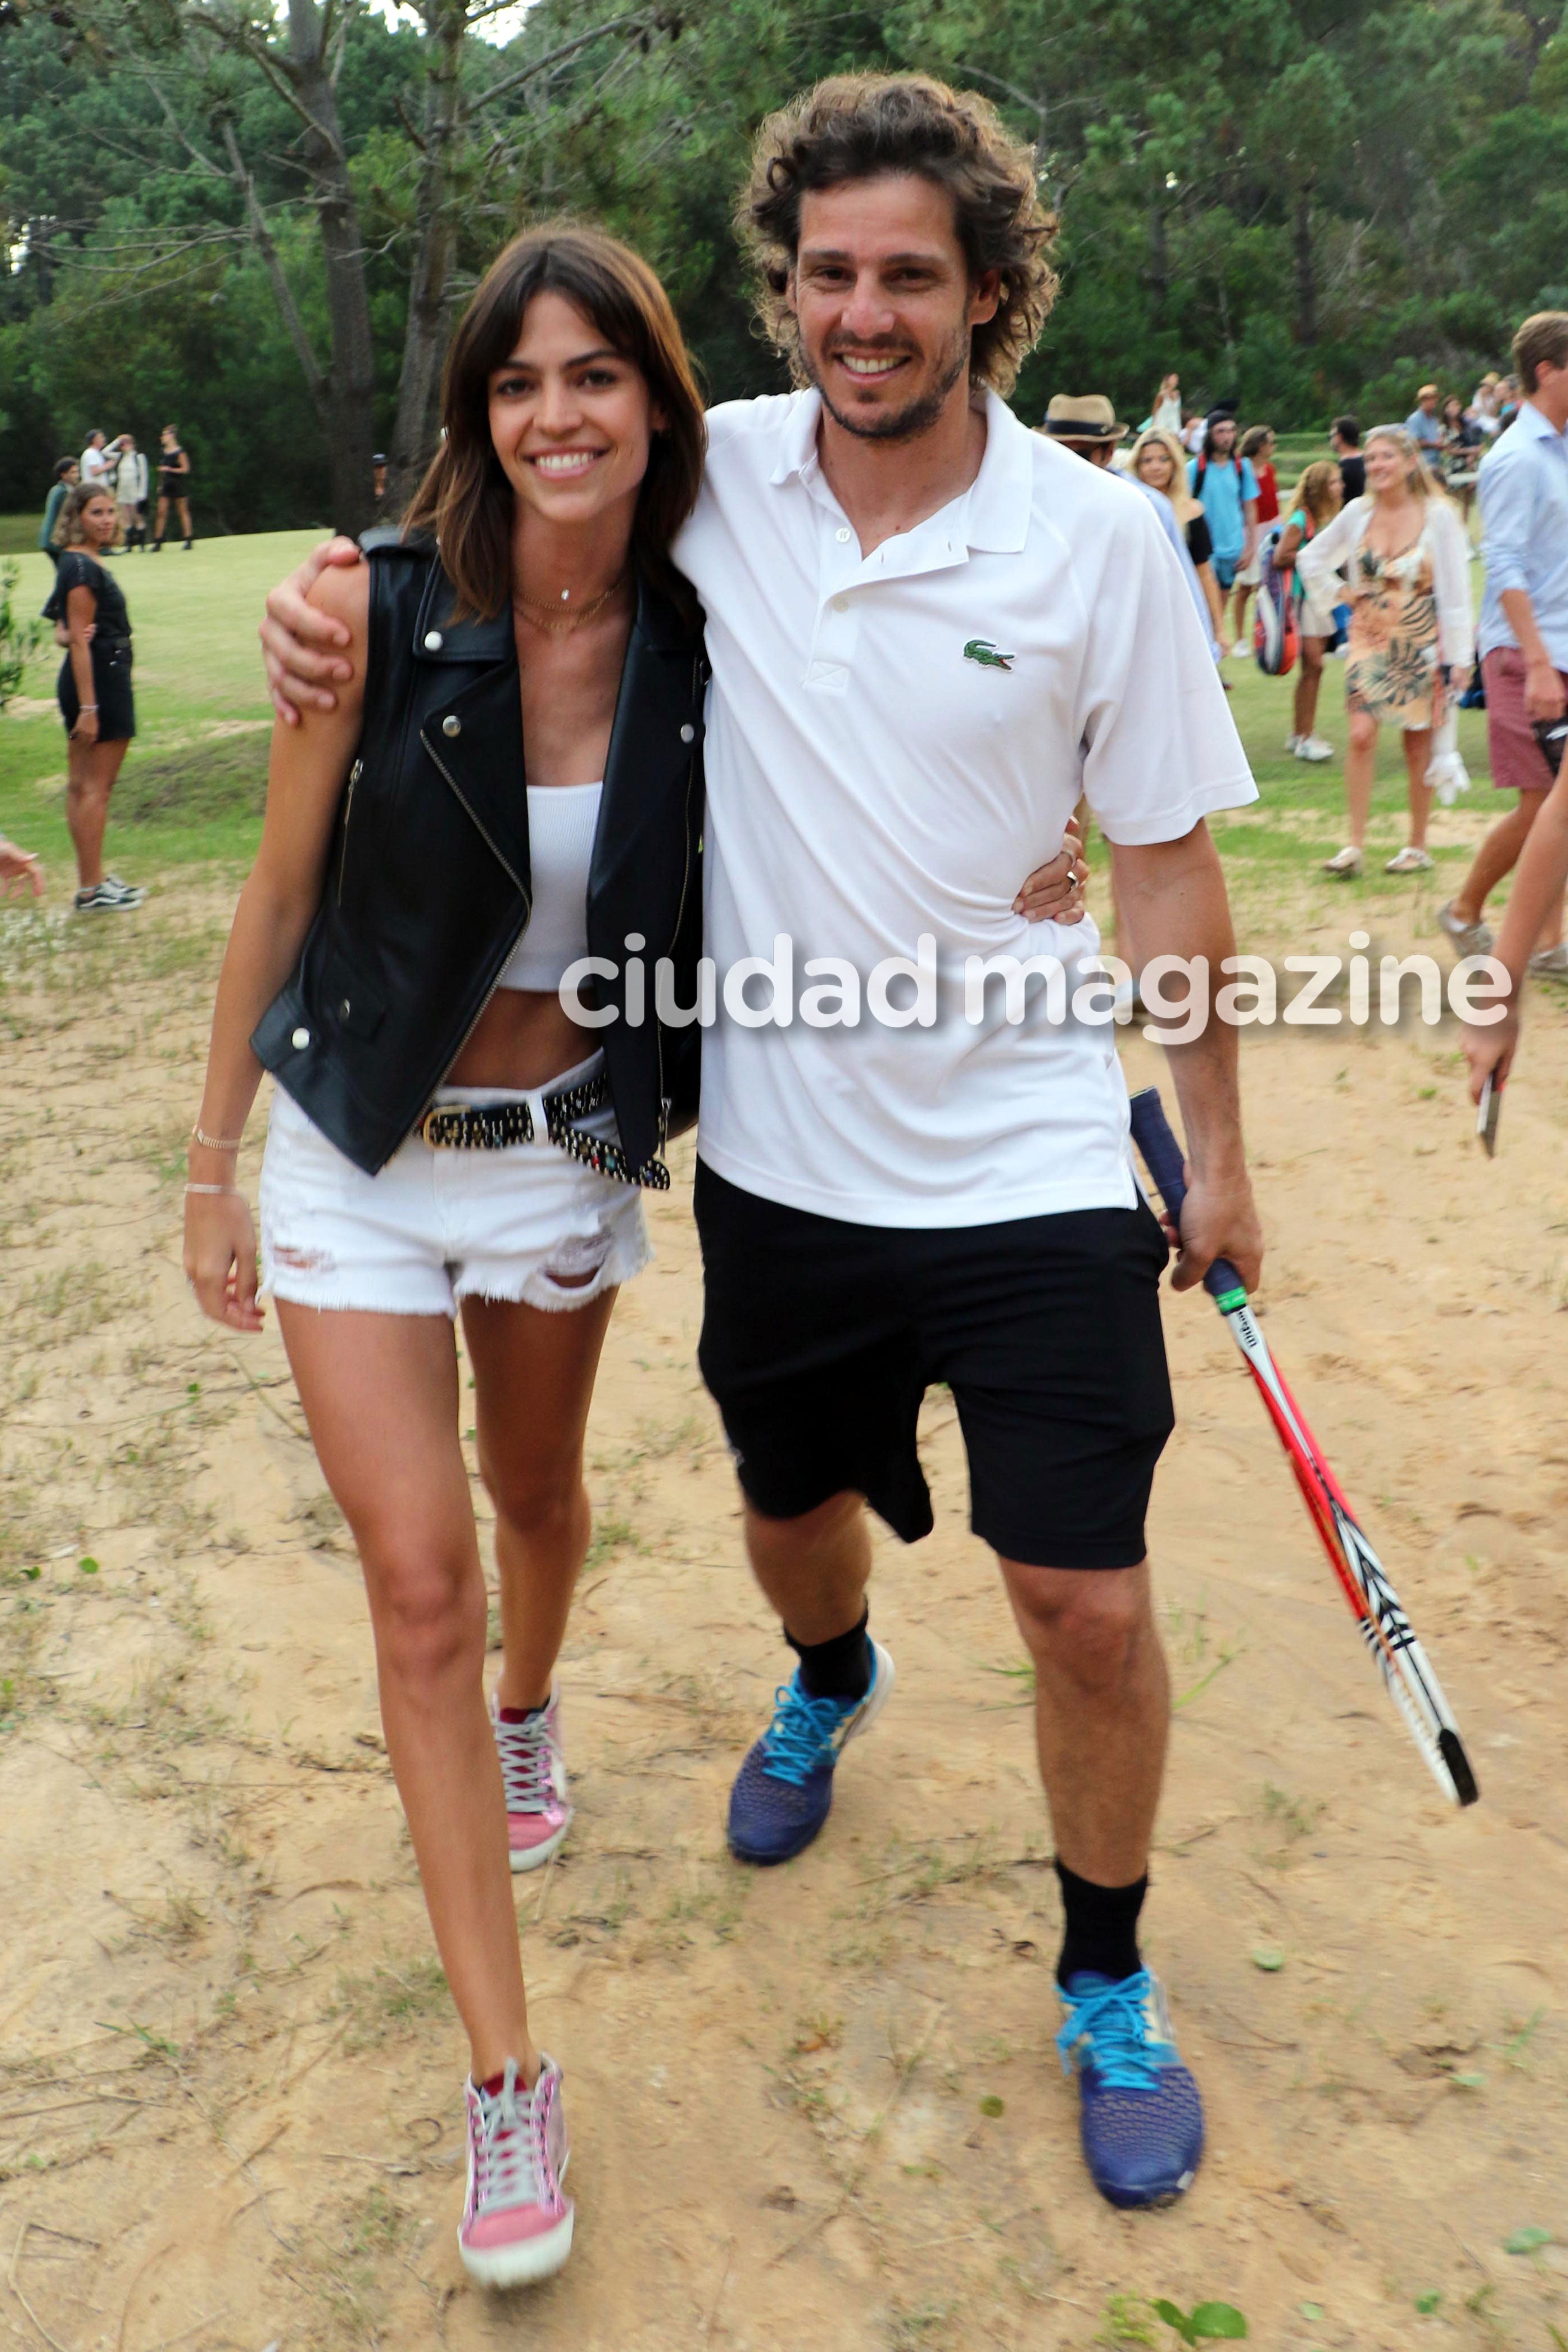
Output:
[{"xmin": 416, "ymin": 1070, "xmax": 670, "ymax": 1191}]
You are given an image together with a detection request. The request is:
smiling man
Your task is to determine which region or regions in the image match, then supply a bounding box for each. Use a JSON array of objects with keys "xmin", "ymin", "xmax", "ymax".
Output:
[
  {"xmin": 681, "ymin": 76, "xmax": 1260, "ymax": 2213},
  {"xmin": 258, "ymin": 70, "xmax": 1261, "ymax": 2216}
]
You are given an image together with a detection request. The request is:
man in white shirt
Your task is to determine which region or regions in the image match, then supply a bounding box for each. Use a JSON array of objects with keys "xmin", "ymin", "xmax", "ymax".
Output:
[
  {"xmin": 689, "ymin": 89, "xmax": 1257, "ymax": 2217},
  {"xmin": 80, "ymin": 431, "xmax": 119, "ymax": 490},
  {"xmin": 257, "ymin": 71, "xmax": 1262, "ymax": 2217}
]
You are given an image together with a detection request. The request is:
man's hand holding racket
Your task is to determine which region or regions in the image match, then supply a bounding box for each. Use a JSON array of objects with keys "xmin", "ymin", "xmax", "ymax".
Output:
[{"xmin": 1161, "ymin": 1156, "xmax": 1263, "ymax": 1295}]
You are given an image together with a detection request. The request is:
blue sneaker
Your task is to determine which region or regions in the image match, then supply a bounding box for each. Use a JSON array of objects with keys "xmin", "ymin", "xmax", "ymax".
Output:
[
  {"xmin": 726, "ymin": 1642, "xmax": 895, "ymax": 1865},
  {"xmin": 1056, "ymin": 1969, "xmax": 1205, "ymax": 2209}
]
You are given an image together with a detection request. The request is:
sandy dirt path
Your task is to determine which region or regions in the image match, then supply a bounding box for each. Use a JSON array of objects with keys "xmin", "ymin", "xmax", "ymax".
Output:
[{"xmin": 1, "ymin": 887, "xmax": 1565, "ymax": 2352}]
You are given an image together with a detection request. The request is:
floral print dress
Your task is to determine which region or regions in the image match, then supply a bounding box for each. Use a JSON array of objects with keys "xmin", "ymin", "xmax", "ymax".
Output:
[{"xmin": 1345, "ymin": 533, "xmax": 1440, "ymax": 731}]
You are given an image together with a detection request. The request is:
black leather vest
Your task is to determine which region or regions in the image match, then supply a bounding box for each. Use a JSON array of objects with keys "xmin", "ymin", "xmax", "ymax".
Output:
[{"xmin": 252, "ymin": 532, "xmax": 705, "ymax": 1176}]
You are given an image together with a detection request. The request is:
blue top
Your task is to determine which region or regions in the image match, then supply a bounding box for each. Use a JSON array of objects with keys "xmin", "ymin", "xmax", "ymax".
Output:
[
  {"xmin": 1187, "ymin": 454, "xmax": 1257, "ymax": 563},
  {"xmin": 1406, "ymin": 405, "xmax": 1446, "ymax": 450},
  {"xmin": 1124, "ymin": 476, "xmax": 1220, "ymax": 658},
  {"xmin": 1478, "ymin": 402, "xmax": 1568, "ymax": 669}
]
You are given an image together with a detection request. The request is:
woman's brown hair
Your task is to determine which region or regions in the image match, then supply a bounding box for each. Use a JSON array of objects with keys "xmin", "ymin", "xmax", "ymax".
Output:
[
  {"xmin": 1286, "ymin": 459, "xmax": 1343, "ymax": 528},
  {"xmin": 57, "ymin": 483, "xmax": 116, "ymax": 547},
  {"xmin": 739, "ymin": 74, "xmax": 1057, "ymax": 399},
  {"xmin": 403, "ymin": 220, "xmax": 706, "ymax": 620}
]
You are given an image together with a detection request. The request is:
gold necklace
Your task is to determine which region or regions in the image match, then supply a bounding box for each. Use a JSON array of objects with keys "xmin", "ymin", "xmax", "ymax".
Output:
[{"xmin": 513, "ymin": 571, "xmax": 628, "ymax": 634}]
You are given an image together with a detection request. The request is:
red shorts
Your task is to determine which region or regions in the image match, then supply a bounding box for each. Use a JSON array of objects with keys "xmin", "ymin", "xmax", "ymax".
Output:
[{"xmin": 1484, "ymin": 646, "xmax": 1568, "ymax": 793}]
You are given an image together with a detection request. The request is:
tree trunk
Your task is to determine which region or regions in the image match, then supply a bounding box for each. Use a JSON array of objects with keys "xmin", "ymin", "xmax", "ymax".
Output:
[
  {"xmin": 387, "ymin": 0, "xmax": 467, "ymax": 512},
  {"xmin": 284, "ymin": 0, "xmax": 378, "ymax": 535},
  {"xmin": 222, "ymin": 119, "xmax": 329, "ymax": 427},
  {"xmin": 1145, "ymin": 193, "xmax": 1168, "ymax": 326},
  {"xmin": 1292, "ymin": 186, "xmax": 1317, "ymax": 346}
]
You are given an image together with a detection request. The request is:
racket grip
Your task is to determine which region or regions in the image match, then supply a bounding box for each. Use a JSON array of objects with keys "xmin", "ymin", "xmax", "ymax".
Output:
[{"xmin": 1127, "ymin": 1086, "xmax": 1247, "ymax": 1306}]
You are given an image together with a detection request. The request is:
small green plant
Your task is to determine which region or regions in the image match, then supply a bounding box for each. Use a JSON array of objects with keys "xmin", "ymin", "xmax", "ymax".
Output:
[
  {"xmin": 79, "ymin": 1557, "xmax": 99, "ymax": 1575},
  {"xmin": 0, "ymin": 559, "xmax": 45, "ymax": 708},
  {"xmin": 1262, "ymin": 1782, "xmax": 1324, "ymax": 1840},
  {"xmin": 978, "ymin": 2094, "xmax": 1004, "ymax": 2118},
  {"xmin": 1152, "ymin": 2303, "xmax": 1248, "ymax": 2346},
  {"xmin": 1415, "ymin": 2290, "xmax": 1442, "ymax": 2313},
  {"xmin": 1099, "ymin": 2297, "xmax": 1160, "ymax": 2347},
  {"xmin": 1501, "ymin": 2009, "xmax": 1546, "ymax": 2070},
  {"xmin": 1504, "ymin": 2226, "xmax": 1553, "ymax": 2257}
]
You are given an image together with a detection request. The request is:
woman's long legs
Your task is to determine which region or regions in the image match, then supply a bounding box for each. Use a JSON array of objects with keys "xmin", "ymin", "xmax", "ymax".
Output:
[
  {"xmin": 1402, "ymin": 724, "xmax": 1435, "ymax": 851},
  {"xmin": 66, "ymin": 738, "xmax": 129, "ymax": 890},
  {"xmin": 153, "ymin": 495, "xmax": 168, "ymax": 549},
  {"xmin": 1344, "ymin": 710, "xmax": 1379, "ymax": 850},
  {"xmin": 1292, "ymin": 636, "xmax": 1326, "ymax": 741},
  {"xmin": 177, "ymin": 497, "xmax": 193, "ymax": 546},
  {"xmin": 277, "ymin": 1302, "xmax": 536, "ymax": 2086},
  {"xmin": 462, "ymin": 1287, "xmax": 617, "ymax": 1712}
]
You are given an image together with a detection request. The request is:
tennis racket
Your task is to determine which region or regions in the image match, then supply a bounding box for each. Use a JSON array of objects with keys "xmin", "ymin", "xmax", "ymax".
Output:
[{"xmin": 1129, "ymin": 1086, "xmax": 1479, "ymax": 1807}]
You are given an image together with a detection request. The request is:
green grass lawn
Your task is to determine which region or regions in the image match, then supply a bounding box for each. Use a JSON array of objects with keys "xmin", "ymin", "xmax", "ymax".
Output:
[
  {"xmin": 0, "ymin": 530, "xmax": 324, "ymax": 879},
  {"xmin": 0, "ymin": 512, "xmax": 45, "ymax": 557},
  {"xmin": 0, "ymin": 522, "xmax": 1497, "ymax": 916}
]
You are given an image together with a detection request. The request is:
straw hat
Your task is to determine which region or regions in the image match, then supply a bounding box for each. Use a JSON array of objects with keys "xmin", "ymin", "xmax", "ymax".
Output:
[{"xmin": 1041, "ymin": 393, "xmax": 1127, "ymax": 445}]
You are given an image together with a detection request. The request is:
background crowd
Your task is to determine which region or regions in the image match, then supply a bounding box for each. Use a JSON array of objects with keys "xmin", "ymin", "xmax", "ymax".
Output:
[
  {"xmin": 10, "ymin": 315, "xmax": 1567, "ymax": 947},
  {"xmin": 36, "ymin": 426, "xmax": 192, "ymax": 564},
  {"xmin": 1063, "ymin": 325, "xmax": 1568, "ymax": 949}
]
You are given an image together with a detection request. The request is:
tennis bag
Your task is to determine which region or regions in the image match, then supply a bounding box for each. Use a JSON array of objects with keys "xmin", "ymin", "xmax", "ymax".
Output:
[{"xmin": 1252, "ymin": 530, "xmax": 1297, "ymax": 676}]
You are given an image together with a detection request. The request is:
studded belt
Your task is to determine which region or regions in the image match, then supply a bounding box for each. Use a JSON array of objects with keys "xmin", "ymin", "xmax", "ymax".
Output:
[{"xmin": 416, "ymin": 1070, "xmax": 670, "ymax": 1191}]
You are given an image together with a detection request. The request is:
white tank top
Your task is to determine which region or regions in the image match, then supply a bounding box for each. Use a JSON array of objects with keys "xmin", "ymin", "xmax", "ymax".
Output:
[{"xmin": 497, "ymin": 782, "xmax": 602, "ymax": 991}]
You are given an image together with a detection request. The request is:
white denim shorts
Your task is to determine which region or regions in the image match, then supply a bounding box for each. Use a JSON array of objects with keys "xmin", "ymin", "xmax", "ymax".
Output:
[{"xmin": 259, "ymin": 1050, "xmax": 651, "ymax": 1317}]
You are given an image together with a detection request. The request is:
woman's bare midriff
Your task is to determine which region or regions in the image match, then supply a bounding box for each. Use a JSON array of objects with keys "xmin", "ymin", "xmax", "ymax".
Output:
[{"xmin": 445, "ymin": 987, "xmax": 590, "ymax": 1090}]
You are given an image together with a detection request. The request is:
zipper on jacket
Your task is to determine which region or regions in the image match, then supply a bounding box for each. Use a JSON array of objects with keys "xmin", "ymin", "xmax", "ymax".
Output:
[
  {"xmin": 663, "ymin": 661, "xmax": 704, "ymax": 960},
  {"xmin": 650, "ymin": 672, "xmax": 704, "ymax": 1164},
  {"xmin": 336, "ymin": 758, "xmax": 362, "ymax": 908}
]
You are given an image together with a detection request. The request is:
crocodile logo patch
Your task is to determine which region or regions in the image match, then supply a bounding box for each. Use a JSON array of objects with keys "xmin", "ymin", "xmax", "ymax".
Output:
[{"xmin": 963, "ymin": 638, "xmax": 1016, "ymax": 671}]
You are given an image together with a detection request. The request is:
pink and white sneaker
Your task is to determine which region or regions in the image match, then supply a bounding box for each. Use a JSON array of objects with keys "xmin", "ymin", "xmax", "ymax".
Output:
[
  {"xmin": 458, "ymin": 2054, "xmax": 574, "ymax": 2288},
  {"xmin": 492, "ymin": 1685, "xmax": 573, "ymax": 1873}
]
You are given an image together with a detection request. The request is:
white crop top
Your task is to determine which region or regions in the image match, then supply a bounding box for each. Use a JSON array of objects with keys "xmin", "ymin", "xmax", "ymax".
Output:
[{"xmin": 498, "ymin": 781, "xmax": 602, "ymax": 991}]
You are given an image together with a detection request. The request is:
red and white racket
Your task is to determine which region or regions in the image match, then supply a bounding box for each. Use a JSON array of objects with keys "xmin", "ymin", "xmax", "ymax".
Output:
[{"xmin": 1130, "ymin": 1087, "xmax": 1478, "ymax": 1807}]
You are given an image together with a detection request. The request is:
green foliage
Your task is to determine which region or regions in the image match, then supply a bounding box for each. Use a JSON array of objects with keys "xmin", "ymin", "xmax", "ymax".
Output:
[
  {"xmin": 1100, "ymin": 2297, "xmax": 1160, "ymax": 2347},
  {"xmin": 1151, "ymin": 2303, "xmax": 1248, "ymax": 2346},
  {"xmin": 0, "ymin": 560, "xmax": 45, "ymax": 708},
  {"xmin": 3, "ymin": 0, "xmax": 1563, "ymax": 525}
]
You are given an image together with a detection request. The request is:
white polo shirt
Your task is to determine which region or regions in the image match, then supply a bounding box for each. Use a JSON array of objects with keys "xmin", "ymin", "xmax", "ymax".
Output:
[{"xmin": 674, "ymin": 388, "xmax": 1256, "ymax": 1229}]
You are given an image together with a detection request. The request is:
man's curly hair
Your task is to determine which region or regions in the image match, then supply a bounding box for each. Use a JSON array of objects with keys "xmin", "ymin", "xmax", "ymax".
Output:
[{"xmin": 738, "ymin": 73, "xmax": 1058, "ymax": 398}]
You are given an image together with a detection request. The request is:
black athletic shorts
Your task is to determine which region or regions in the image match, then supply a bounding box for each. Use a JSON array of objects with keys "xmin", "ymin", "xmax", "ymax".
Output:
[
  {"xmin": 58, "ymin": 641, "xmax": 135, "ymax": 745},
  {"xmin": 694, "ymin": 1161, "xmax": 1175, "ymax": 1571}
]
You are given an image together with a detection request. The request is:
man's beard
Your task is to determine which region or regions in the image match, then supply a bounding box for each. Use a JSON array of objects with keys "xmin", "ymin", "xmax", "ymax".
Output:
[{"xmin": 804, "ymin": 327, "xmax": 970, "ymax": 444}]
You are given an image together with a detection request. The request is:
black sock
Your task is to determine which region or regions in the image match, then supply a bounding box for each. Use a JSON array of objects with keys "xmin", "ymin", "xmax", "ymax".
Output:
[
  {"xmin": 1055, "ymin": 1859, "xmax": 1148, "ymax": 1988},
  {"xmin": 787, "ymin": 1608, "xmax": 872, "ymax": 1702}
]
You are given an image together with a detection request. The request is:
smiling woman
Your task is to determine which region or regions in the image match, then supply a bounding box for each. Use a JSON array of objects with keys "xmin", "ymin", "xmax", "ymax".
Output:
[
  {"xmin": 179, "ymin": 219, "xmax": 709, "ymax": 2298},
  {"xmin": 403, "ymin": 223, "xmax": 704, "ymax": 624}
]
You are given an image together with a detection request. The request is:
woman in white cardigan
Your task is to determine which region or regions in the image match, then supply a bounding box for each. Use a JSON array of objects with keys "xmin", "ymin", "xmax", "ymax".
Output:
[{"xmin": 1299, "ymin": 425, "xmax": 1474, "ymax": 876}]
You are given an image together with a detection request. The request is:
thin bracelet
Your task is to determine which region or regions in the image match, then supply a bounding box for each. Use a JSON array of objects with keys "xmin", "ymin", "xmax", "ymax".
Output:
[
  {"xmin": 80, "ymin": 703, "xmax": 98, "ymax": 712},
  {"xmin": 184, "ymin": 1182, "xmax": 239, "ymax": 1197},
  {"xmin": 191, "ymin": 1124, "xmax": 244, "ymax": 1152}
]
